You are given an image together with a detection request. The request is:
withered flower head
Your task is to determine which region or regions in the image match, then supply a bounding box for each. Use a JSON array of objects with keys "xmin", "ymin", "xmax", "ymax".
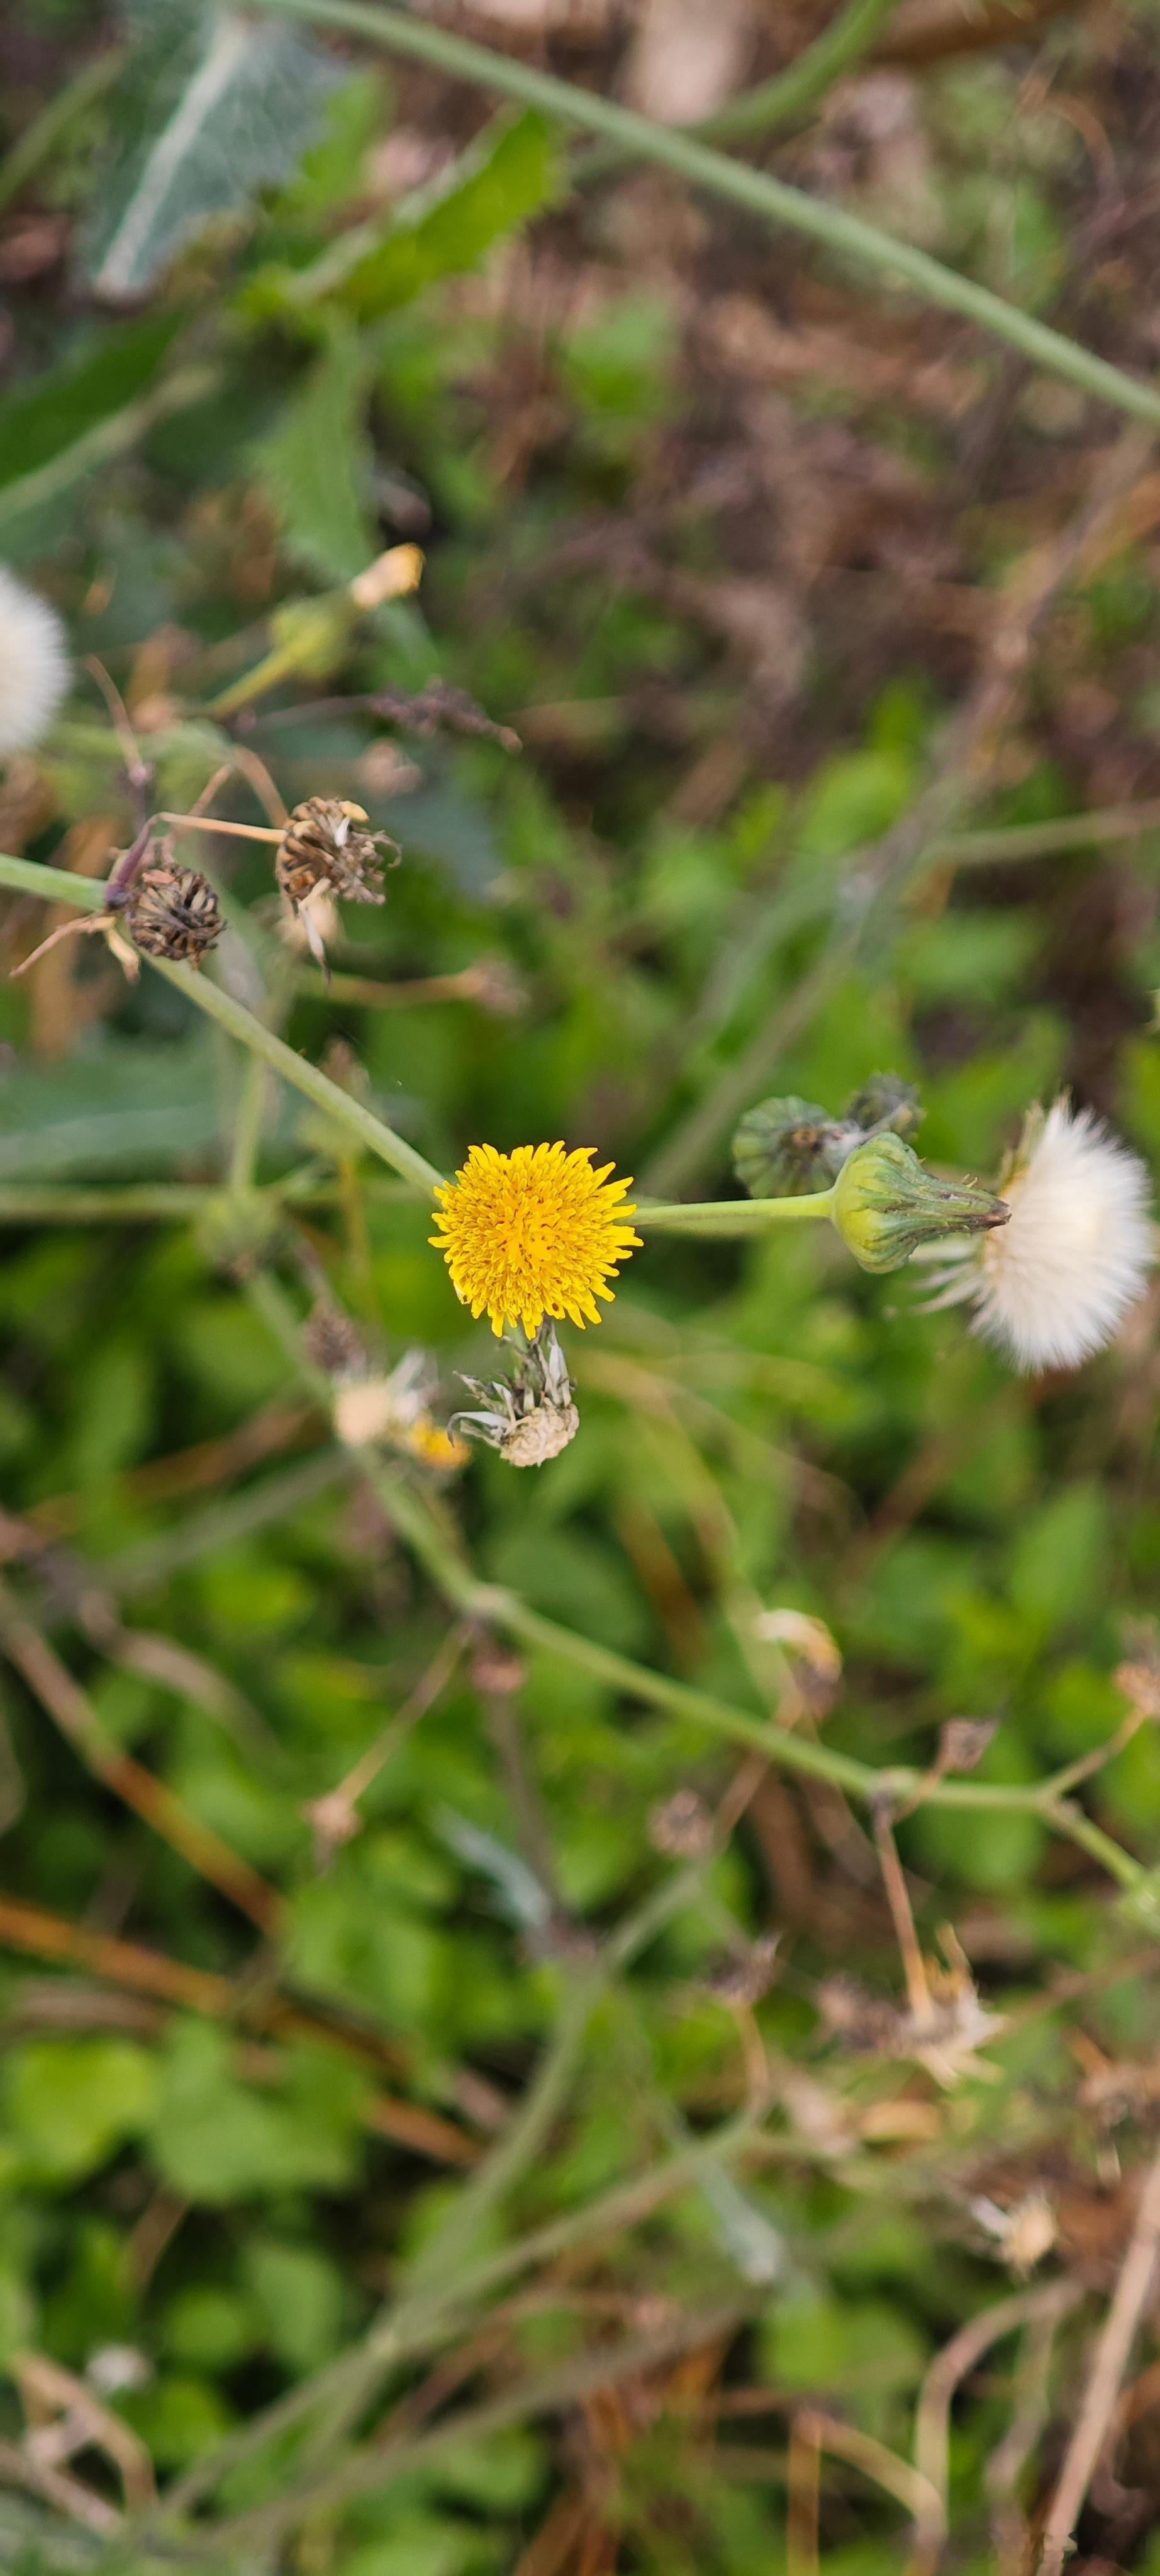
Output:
[
  {"xmin": 276, "ymin": 797, "xmax": 396, "ymax": 911},
  {"xmin": 705, "ymin": 1934, "xmax": 781, "ymax": 2007},
  {"xmin": 124, "ymin": 859, "xmax": 222, "ymax": 966},
  {"xmin": 303, "ymin": 1300, "xmax": 367, "ymax": 1382},
  {"xmin": 648, "ymin": 1787, "xmax": 715, "ymax": 1860},
  {"xmin": 452, "ymin": 1319, "xmax": 579, "ymax": 1467}
]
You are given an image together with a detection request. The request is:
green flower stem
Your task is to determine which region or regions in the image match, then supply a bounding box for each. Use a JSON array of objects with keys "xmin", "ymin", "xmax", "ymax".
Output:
[
  {"xmin": 255, "ymin": 0, "xmax": 1160, "ymax": 430},
  {"xmin": 577, "ymin": 0, "xmax": 902, "ymax": 177},
  {"xmin": 1042, "ymin": 1800, "xmax": 1146, "ymax": 1890},
  {"xmin": 156, "ymin": 2111, "xmax": 783, "ymax": 2530},
  {"xmin": 143, "ymin": 958, "xmax": 445, "ymax": 1193},
  {"xmin": 0, "ymin": 1185, "xmax": 220, "ymax": 1223},
  {"xmin": 635, "ymin": 1189, "xmax": 835, "ymax": 1236},
  {"xmin": 699, "ymin": 0, "xmax": 903, "ymax": 142},
  {"xmin": 0, "ymin": 855, "xmax": 106, "ymax": 910},
  {"xmin": 354, "ymin": 1464, "xmax": 1147, "ymax": 1889},
  {"xmin": 935, "ymin": 798, "xmax": 1160, "ymax": 869},
  {"xmin": 228, "ymin": 1052, "xmax": 267, "ymax": 1197},
  {"xmin": 0, "ymin": 853, "xmax": 443, "ymax": 1197}
]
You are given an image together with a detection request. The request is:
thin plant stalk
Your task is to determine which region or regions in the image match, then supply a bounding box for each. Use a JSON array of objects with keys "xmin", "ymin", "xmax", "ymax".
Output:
[
  {"xmin": 0, "ymin": 852, "xmax": 442, "ymax": 1194},
  {"xmin": 253, "ymin": 0, "xmax": 1160, "ymax": 431},
  {"xmin": 634, "ymin": 1190, "xmax": 835, "ymax": 1236}
]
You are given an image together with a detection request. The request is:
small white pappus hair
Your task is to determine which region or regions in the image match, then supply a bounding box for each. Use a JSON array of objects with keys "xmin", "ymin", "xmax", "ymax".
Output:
[
  {"xmin": 918, "ymin": 1097, "xmax": 1154, "ymax": 1374},
  {"xmin": 0, "ymin": 564, "xmax": 69, "ymax": 754}
]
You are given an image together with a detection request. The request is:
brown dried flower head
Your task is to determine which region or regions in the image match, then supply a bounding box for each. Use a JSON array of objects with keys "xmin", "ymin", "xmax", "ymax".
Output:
[
  {"xmin": 648, "ymin": 1787, "xmax": 715, "ymax": 1860},
  {"xmin": 275, "ymin": 797, "xmax": 396, "ymax": 912},
  {"xmin": 303, "ymin": 1300, "xmax": 367, "ymax": 1382},
  {"xmin": 125, "ymin": 860, "xmax": 221, "ymax": 965},
  {"xmin": 705, "ymin": 1934, "xmax": 781, "ymax": 2007},
  {"xmin": 1115, "ymin": 1658, "xmax": 1160, "ymax": 1719},
  {"xmin": 937, "ymin": 1717, "xmax": 999, "ymax": 1774}
]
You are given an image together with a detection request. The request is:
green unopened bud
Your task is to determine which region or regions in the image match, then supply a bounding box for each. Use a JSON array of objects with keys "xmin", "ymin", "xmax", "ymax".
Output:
[{"xmin": 830, "ymin": 1133, "xmax": 1008, "ymax": 1274}]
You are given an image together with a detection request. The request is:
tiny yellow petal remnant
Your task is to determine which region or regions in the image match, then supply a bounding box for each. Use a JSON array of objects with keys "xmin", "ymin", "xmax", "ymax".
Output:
[{"xmin": 431, "ymin": 1142, "xmax": 641, "ymax": 1337}]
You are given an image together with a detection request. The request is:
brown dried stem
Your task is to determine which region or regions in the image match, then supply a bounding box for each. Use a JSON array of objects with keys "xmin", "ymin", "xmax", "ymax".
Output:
[{"xmin": 1037, "ymin": 2138, "xmax": 1160, "ymax": 2575}]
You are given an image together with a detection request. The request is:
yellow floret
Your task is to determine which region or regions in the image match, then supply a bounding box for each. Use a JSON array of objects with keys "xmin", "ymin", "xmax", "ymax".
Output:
[{"xmin": 430, "ymin": 1141, "xmax": 640, "ymax": 1336}]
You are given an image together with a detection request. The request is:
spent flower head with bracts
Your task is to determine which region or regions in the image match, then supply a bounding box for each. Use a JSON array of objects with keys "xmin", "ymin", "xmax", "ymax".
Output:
[
  {"xmin": 831, "ymin": 1131, "xmax": 1009, "ymax": 1273},
  {"xmin": 276, "ymin": 797, "xmax": 399, "ymax": 974},
  {"xmin": 0, "ymin": 565, "xmax": 69, "ymax": 755},
  {"xmin": 916, "ymin": 1098, "xmax": 1154, "ymax": 1372},
  {"xmin": 452, "ymin": 1320, "xmax": 580, "ymax": 1467},
  {"xmin": 432, "ymin": 1141, "xmax": 640, "ymax": 1337}
]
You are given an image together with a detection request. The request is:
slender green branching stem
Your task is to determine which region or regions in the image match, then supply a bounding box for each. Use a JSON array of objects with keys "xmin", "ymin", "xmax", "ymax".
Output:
[
  {"xmin": 147, "ymin": 959, "xmax": 443, "ymax": 1193},
  {"xmin": 1042, "ymin": 1801, "xmax": 1145, "ymax": 1890},
  {"xmin": 699, "ymin": 0, "xmax": 903, "ymax": 141},
  {"xmin": 254, "ymin": 0, "xmax": 1160, "ymax": 430},
  {"xmin": 404, "ymin": 1975, "xmax": 602, "ymax": 2292},
  {"xmin": 935, "ymin": 799, "xmax": 1160, "ymax": 868},
  {"xmin": 0, "ymin": 855, "xmax": 106, "ymax": 911},
  {"xmin": 635, "ymin": 1190, "xmax": 835, "ymax": 1236},
  {"xmin": 357, "ymin": 1464, "xmax": 1147, "ymax": 1887},
  {"xmin": 0, "ymin": 1185, "xmax": 220, "ymax": 1223},
  {"xmin": 0, "ymin": 853, "xmax": 443, "ymax": 1196},
  {"xmin": 228, "ymin": 1052, "xmax": 267, "ymax": 1197}
]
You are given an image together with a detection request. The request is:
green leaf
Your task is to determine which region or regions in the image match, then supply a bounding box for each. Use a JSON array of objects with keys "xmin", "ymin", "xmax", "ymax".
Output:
[
  {"xmin": 147, "ymin": 2023, "xmax": 367, "ymax": 2202},
  {"xmin": 243, "ymin": 2239, "xmax": 345, "ymax": 2370},
  {"xmin": 0, "ymin": 314, "xmax": 182, "ymax": 494},
  {"xmin": 6, "ymin": 2039, "xmax": 158, "ymax": 2182},
  {"xmin": 307, "ymin": 109, "xmax": 559, "ymax": 320},
  {"xmin": 82, "ymin": 0, "xmax": 344, "ymax": 299},
  {"xmin": 254, "ymin": 329, "xmax": 375, "ymax": 582},
  {"xmin": 0, "ymin": 1037, "xmax": 221, "ymax": 1182}
]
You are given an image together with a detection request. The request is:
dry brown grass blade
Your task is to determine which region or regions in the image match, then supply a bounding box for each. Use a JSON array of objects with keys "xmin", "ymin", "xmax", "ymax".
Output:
[
  {"xmin": 913, "ymin": 2280, "xmax": 1082, "ymax": 2572},
  {"xmin": 0, "ymin": 1887, "xmax": 481, "ymax": 2169},
  {"xmin": 876, "ymin": 0, "xmax": 1081, "ymax": 65},
  {"xmin": 1037, "ymin": 2138, "xmax": 1160, "ymax": 2574},
  {"xmin": 16, "ymin": 2351, "xmax": 155, "ymax": 2512},
  {"xmin": 28, "ymin": 1400, "xmax": 317, "ymax": 1536}
]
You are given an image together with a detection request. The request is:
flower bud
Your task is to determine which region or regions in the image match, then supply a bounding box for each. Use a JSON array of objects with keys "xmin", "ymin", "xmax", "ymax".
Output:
[{"xmin": 830, "ymin": 1133, "xmax": 1009, "ymax": 1274}]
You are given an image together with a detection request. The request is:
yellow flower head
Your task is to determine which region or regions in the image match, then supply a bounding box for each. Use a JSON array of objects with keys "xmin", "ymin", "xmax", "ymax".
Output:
[{"xmin": 431, "ymin": 1141, "xmax": 640, "ymax": 1336}]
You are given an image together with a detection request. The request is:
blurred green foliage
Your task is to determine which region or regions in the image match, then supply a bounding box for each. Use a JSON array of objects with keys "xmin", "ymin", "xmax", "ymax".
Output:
[{"xmin": 3, "ymin": 0, "xmax": 1160, "ymax": 2569}]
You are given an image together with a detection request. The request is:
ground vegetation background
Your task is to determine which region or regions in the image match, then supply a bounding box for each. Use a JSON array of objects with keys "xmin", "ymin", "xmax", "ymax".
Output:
[{"xmin": 6, "ymin": 0, "xmax": 1160, "ymax": 2567}]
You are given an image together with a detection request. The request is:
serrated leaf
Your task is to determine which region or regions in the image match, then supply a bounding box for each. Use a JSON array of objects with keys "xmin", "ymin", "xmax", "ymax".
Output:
[
  {"xmin": 83, "ymin": 1, "xmax": 344, "ymax": 300},
  {"xmin": 254, "ymin": 329, "xmax": 375, "ymax": 582},
  {"xmin": 0, "ymin": 313, "xmax": 182, "ymax": 494}
]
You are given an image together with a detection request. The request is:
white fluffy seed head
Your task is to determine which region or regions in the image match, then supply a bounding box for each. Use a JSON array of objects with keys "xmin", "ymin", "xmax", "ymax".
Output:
[
  {"xmin": 925, "ymin": 1099, "xmax": 1154, "ymax": 1373},
  {"xmin": 0, "ymin": 565, "xmax": 69, "ymax": 754}
]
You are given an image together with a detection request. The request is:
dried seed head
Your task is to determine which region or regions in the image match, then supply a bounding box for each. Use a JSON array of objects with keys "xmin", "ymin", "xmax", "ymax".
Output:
[
  {"xmin": 124, "ymin": 859, "xmax": 222, "ymax": 965},
  {"xmin": 937, "ymin": 1717, "xmax": 999, "ymax": 1774},
  {"xmin": 753, "ymin": 1607, "xmax": 842, "ymax": 1704},
  {"xmin": 705, "ymin": 1934, "xmax": 781, "ymax": 2007},
  {"xmin": 303, "ymin": 1301, "xmax": 367, "ymax": 1382},
  {"xmin": 1115, "ymin": 1658, "xmax": 1160, "ymax": 1719},
  {"xmin": 971, "ymin": 2189, "xmax": 1056, "ymax": 2277},
  {"xmin": 648, "ymin": 1787, "xmax": 715, "ymax": 1859},
  {"xmin": 469, "ymin": 1641, "xmax": 526, "ymax": 1697},
  {"xmin": 275, "ymin": 797, "xmax": 396, "ymax": 911}
]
